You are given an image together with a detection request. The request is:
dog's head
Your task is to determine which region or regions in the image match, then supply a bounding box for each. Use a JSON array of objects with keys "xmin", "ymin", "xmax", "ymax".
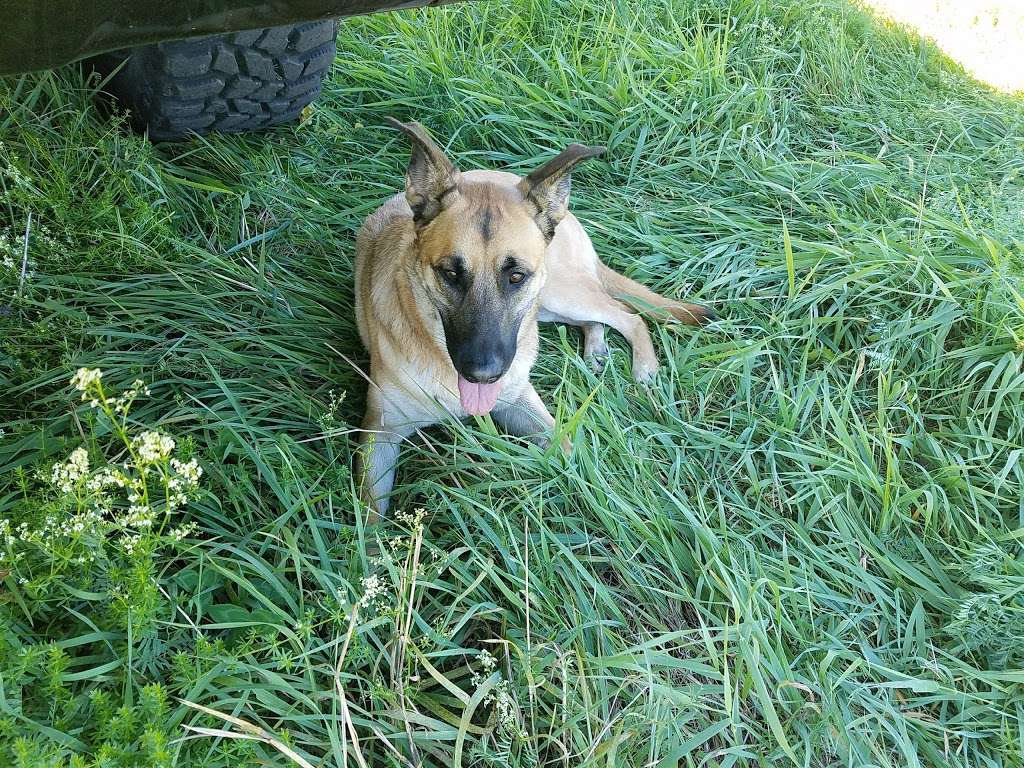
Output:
[{"xmin": 387, "ymin": 118, "xmax": 603, "ymax": 411}]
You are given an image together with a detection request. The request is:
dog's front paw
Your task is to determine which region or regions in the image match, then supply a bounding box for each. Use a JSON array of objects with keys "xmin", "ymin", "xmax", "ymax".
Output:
[{"xmin": 538, "ymin": 433, "xmax": 572, "ymax": 455}]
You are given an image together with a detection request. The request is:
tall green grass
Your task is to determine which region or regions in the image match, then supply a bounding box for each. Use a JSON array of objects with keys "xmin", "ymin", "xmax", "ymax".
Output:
[{"xmin": 2, "ymin": 0, "xmax": 1024, "ymax": 765}]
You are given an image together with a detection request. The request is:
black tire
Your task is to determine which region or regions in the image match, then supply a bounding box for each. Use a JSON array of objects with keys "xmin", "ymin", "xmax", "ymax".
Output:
[{"xmin": 88, "ymin": 21, "xmax": 337, "ymax": 141}]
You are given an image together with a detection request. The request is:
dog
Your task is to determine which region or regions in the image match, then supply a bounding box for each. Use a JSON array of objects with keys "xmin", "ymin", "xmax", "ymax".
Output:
[{"xmin": 354, "ymin": 118, "xmax": 715, "ymax": 515}]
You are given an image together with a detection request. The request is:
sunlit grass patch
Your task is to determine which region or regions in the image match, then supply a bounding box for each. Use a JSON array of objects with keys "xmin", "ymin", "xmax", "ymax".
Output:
[{"xmin": 862, "ymin": 0, "xmax": 1024, "ymax": 92}]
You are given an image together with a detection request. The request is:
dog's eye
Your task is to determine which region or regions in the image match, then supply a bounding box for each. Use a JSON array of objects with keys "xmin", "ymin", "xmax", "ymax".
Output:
[
  {"xmin": 508, "ymin": 271, "xmax": 526, "ymax": 285},
  {"xmin": 437, "ymin": 266, "xmax": 460, "ymax": 285}
]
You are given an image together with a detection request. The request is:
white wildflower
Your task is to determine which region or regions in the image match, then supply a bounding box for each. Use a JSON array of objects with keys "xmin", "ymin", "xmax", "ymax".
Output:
[
  {"xmin": 470, "ymin": 649, "xmax": 525, "ymax": 739},
  {"xmin": 396, "ymin": 507, "xmax": 426, "ymax": 531},
  {"xmin": 119, "ymin": 505, "xmax": 155, "ymax": 528},
  {"xmin": 359, "ymin": 573, "xmax": 388, "ymax": 611},
  {"xmin": 486, "ymin": 681, "xmax": 524, "ymax": 738},
  {"xmin": 317, "ymin": 389, "xmax": 347, "ymax": 430},
  {"xmin": 50, "ymin": 447, "xmax": 90, "ymax": 493},
  {"xmin": 170, "ymin": 458, "xmax": 202, "ymax": 485},
  {"xmin": 472, "ymin": 649, "xmax": 497, "ymax": 687},
  {"xmin": 86, "ymin": 467, "xmax": 120, "ymax": 492},
  {"xmin": 70, "ymin": 368, "xmax": 102, "ymax": 395},
  {"xmin": 166, "ymin": 490, "xmax": 189, "ymax": 511},
  {"xmin": 120, "ymin": 535, "xmax": 141, "ymax": 555},
  {"xmin": 111, "ymin": 379, "xmax": 151, "ymax": 414},
  {"xmin": 168, "ymin": 522, "xmax": 198, "ymax": 541},
  {"xmin": 133, "ymin": 431, "xmax": 175, "ymax": 463}
]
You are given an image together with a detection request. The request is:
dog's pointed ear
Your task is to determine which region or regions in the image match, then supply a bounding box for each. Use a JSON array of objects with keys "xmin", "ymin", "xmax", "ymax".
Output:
[
  {"xmin": 386, "ymin": 117, "xmax": 460, "ymax": 226},
  {"xmin": 518, "ymin": 143, "xmax": 605, "ymax": 240}
]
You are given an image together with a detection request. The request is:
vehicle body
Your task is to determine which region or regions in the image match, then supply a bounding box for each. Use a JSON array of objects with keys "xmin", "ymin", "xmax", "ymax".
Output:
[{"xmin": 0, "ymin": 0, "xmax": 459, "ymax": 139}]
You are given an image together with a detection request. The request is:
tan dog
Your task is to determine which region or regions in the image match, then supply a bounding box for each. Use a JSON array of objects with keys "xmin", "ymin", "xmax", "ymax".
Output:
[{"xmin": 354, "ymin": 119, "xmax": 715, "ymax": 515}]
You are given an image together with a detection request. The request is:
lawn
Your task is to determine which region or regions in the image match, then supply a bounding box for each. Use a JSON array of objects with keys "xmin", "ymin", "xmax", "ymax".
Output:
[{"xmin": 2, "ymin": 0, "xmax": 1024, "ymax": 765}]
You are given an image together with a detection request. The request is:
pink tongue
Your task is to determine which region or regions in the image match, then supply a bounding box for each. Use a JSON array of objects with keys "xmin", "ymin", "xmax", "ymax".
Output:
[{"xmin": 457, "ymin": 375, "xmax": 503, "ymax": 416}]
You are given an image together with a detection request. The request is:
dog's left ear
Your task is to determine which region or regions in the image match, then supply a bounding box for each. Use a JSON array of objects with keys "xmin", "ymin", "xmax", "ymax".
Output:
[
  {"xmin": 518, "ymin": 143, "xmax": 605, "ymax": 240},
  {"xmin": 386, "ymin": 117, "xmax": 460, "ymax": 227}
]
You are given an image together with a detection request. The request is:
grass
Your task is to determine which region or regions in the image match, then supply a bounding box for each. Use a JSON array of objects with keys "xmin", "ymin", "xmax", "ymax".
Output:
[{"xmin": 2, "ymin": 0, "xmax": 1024, "ymax": 765}]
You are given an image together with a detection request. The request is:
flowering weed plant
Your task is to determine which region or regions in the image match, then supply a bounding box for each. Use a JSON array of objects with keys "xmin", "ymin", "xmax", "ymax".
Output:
[
  {"xmin": 1, "ymin": 370, "xmax": 204, "ymax": 766},
  {"xmin": 2, "ymin": 370, "xmax": 202, "ymax": 600}
]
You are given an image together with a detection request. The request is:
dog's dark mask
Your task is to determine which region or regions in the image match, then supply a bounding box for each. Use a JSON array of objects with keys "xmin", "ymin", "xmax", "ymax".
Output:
[{"xmin": 438, "ymin": 274, "xmax": 525, "ymax": 383}]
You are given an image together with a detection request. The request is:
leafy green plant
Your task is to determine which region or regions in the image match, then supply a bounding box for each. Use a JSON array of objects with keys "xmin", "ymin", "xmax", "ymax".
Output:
[
  {"xmin": 2, "ymin": 370, "xmax": 201, "ymax": 606},
  {"xmin": 0, "ymin": 371, "xmax": 203, "ymax": 766}
]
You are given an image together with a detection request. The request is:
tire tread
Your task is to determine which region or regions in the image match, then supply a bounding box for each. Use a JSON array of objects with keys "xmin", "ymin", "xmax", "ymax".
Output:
[{"xmin": 90, "ymin": 20, "xmax": 337, "ymax": 140}]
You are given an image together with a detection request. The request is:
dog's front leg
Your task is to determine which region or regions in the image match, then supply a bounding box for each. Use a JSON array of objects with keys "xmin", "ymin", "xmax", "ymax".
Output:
[
  {"xmin": 492, "ymin": 385, "xmax": 571, "ymax": 453},
  {"xmin": 356, "ymin": 428, "xmax": 406, "ymax": 520},
  {"xmin": 356, "ymin": 391, "xmax": 416, "ymax": 521}
]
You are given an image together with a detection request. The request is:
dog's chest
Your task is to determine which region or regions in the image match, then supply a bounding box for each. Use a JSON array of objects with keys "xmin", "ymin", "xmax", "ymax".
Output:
[{"xmin": 379, "ymin": 359, "xmax": 531, "ymax": 424}]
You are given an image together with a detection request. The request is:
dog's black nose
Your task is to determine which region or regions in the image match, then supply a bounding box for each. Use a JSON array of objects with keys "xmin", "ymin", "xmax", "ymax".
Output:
[
  {"xmin": 460, "ymin": 366, "xmax": 503, "ymax": 385},
  {"xmin": 445, "ymin": 319, "xmax": 516, "ymax": 386}
]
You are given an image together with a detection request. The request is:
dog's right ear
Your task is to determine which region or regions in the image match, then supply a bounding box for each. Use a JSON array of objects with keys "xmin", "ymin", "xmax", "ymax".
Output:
[{"xmin": 386, "ymin": 117, "xmax": 460, "ymax": 227}]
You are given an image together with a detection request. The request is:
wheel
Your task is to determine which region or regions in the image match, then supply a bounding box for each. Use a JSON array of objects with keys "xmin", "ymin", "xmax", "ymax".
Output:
[{"xmin": 87, "ymin": 21, "xmax": 338, "ymax": 141}]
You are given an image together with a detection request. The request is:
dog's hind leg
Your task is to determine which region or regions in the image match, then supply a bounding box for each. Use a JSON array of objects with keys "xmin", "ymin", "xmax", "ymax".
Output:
[
  {"xmin": 597, "ymin": 263, "xmax": 716, "ymax": 325},
  {"xmin": 542, "ymin": 290, "xmax": 660, "ymax": 382}
]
